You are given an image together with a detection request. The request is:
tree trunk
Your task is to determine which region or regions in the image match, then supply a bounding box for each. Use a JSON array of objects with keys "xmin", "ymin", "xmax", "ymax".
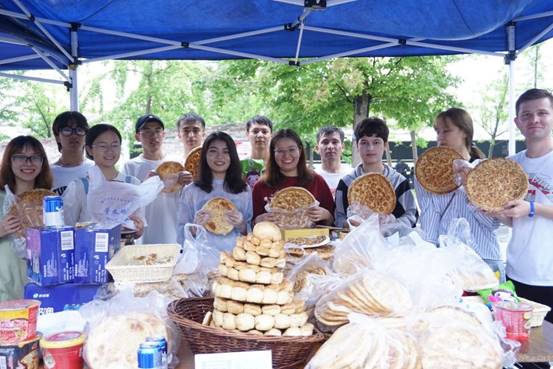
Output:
[
  {"xmin": 146, "ymin": 95, "xmax": 152, "ymax": 114},
  {"xmin": 410, "ymin": 130, "xmax": 418, "ymax": 162},
  {"xmin": 352, "ymin": 93, "xmax": 371, "ymax": 166},
  {"xmin": 488, "ymin": 138, "xmax": 496, "ymax": 159}
]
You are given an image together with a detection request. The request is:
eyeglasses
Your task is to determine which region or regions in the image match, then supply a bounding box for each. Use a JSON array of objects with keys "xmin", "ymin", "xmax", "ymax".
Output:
[
  {"xmin": 60, "ymin": 127, "xmax": 87, "ymax": 137},
  {"xmin": 92, "ymin": 143, "xmax": 121, "ymax": 151},
  {"xmin": 274, "ymin": 147, "xmax": 300, "ymax": 156},
  {"xmin": 11, "ymin": 154, "xmax": 43, "ymax": 165}
]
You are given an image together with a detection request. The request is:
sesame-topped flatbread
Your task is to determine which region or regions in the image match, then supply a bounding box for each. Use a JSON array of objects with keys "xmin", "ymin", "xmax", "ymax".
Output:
[
  {"xmin": 156, "ymin": 161, "xmax": 184, "ymax": 193},
  {"xmin": 201, "ymin": 197, "xmax": 237, "ymax": 235},
  {"xmin": 466, "ymin": 158, "xmax": 528, "ymax": 212},
  {"xmin": 9, "ymin": 189, "xmax": 55, "ymax": 237},
  {"xmin": 348, "ymin": 173, "xmax": 396, "ymax": 214},
  {"xmin": 271, "ymin": 187, "xmax": 316, "ymax": 211},
  {"xmin": 415, "ymin": 147, "xmax": 463, "ymax": 194},
  {"xmin": 184, "ymin": 146, "xmax": 202, "ymax": 180}
]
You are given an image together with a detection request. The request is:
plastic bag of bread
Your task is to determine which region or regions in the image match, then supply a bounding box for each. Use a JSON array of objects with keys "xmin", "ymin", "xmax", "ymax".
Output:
[{"xmin": 79, "ymin": 288, "xmax": 180, "ymax": 369}]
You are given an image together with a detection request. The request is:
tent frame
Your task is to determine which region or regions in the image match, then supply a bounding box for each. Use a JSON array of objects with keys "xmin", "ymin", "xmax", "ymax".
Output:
[{"xmin": 1, "ymin": 1, "xmax": 553, "ymax": 154}]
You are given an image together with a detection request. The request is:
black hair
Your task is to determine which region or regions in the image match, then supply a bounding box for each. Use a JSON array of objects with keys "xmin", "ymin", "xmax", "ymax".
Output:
[
  {"xmin": 85, "ymin": 124, "xmax": 122, "ymax": 160},
  {"xmin": 263, "ymin": 129, "xmax": 313, "ymax": 188},
  {"xmin": 516, "ymin": 88, "xmax": 553, "ymax": 115},
  {"xmin": 195, "ymin": 131, "xmax": 247, "ymax": 194},
  {"xmin": 354, "ymin": 117, "xmax": 389, "ymax": 143},
  {"xmin": 246, "ymin": 115, "xmax": 273, "ymax": 132},
  {"xmin": 177, "ymin": 112, "xmax": 205, "ymax": 129},
  {"xmin": 52, "ymin": 111, "xmax": 89, "ymax": 152},
  {"xmin": 316, "ymin": 126, "xmax": 344, "ymax": 143}
]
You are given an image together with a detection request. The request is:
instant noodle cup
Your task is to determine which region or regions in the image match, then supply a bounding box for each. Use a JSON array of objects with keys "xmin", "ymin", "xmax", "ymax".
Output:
[
  {"xmin": 0, "ymin": 300, "xmax": 40, "ymax": 345},
  {"xmin": 493, "ymin": 300, "xmax": 533, "ymax": 341},
  {"xmin": 0, "ymin": 334, "xmax": 40, "ymax": 369},
  {"xmin": 41, "ymin": 331, "xmax": 85, "ymax": 369}
]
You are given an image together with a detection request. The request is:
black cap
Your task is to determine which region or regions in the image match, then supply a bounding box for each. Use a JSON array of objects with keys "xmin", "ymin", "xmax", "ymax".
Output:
[{"xmin": 135, "ymin": 114, "xmax": 164, "ymax": 133}]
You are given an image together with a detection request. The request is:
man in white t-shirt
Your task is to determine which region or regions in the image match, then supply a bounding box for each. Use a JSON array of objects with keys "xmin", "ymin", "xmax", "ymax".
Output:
[
  {"xmin": 496, "ymin": 88, "xmax": 553, "ymax": 324},
  {"xmin": 122, "ymin": 114, "xmax": 190, "ymax": 244},
  {"xmin": 50, "ymin": 111, "xmax": 95, "ymax": 196},
  {"xmin": 314, "ymin": 126, "xmax": 350, "ymax": 196}
]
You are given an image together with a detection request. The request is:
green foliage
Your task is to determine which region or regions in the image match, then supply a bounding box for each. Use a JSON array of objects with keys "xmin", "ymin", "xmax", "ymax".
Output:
[{"xmin": 19, "ymin": 83, "xmax": 63, "ymax": 138}]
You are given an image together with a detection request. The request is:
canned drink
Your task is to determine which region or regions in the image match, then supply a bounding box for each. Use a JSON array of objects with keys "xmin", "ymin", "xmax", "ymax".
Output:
[
  {"xmin": 146, "ymin": 337, "xmax": 168, "ymax": 369},
  {"xmin": 137, "ymin": 342, "xmax": 162, "ymax": 369},
  {"xmin": 43, "ymin": 196, "xmax": 65, "ymax": 227}
]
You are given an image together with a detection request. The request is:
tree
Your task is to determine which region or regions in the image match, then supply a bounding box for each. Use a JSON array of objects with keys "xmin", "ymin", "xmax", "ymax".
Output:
[
  {"xmin": 18, "ymin": 82, "xmax": 63, "ymax": 138},
  {"xmin": 208, "ymin": 57, "xmax": 459, "ymax": 162}
]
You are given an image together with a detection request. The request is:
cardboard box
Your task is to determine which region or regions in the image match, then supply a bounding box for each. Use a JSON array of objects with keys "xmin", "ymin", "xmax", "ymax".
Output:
[
  {"xmin": 24, "ymin": 283, "xmax": 101, "ymax": 315},
  {"xmin": 282, "ymin": 227, "xmax": 329, "ymax": 241},
  {"xmin": 74, "ymin": 224, "xmax": 121, "ymax": 284},
  {"xmin": 26, "ymin": 227, "xmax": 75, "ymax": 286}
]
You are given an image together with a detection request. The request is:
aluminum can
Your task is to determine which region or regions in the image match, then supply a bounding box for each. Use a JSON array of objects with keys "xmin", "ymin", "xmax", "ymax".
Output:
[
  {"xmin": 137, "ymin": 342, "xmax": 162, "ymax": 369},
  {"xmin": 43, "ymin": 196, "xmax": 65, "ymax": 227},
  {"xmin": 146, "ymin": 337, "xmax": 168, "ymax": 369}
]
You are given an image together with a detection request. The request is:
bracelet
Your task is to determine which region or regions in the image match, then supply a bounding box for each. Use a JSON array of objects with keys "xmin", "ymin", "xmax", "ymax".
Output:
[{"xmin": 528, "ymin": 200, "xmax": 535, "ymax": 218}]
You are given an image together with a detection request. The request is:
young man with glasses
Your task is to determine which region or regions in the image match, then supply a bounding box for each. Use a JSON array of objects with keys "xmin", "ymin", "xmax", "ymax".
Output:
[
  {"xmin": 177, "ymin": 112, "xmax": 206, "ymax": 158},
  {"xmin": 122, "ymin": 114, "xmax": 189, "ymax": 244},
  {"xmin": 50, "ymin": 111, "xmax": 94, "ymax": 196}
]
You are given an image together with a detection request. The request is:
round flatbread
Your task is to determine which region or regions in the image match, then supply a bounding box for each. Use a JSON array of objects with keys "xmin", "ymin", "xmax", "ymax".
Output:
[
  {"xmin": 271, "ymin": 187, "xmax": 316, "ymax": 211},
  {"xmin": 156, "ymin": 161, "xmax": 184, "ymax": 193},
  {"xmin": 415, "ymin": 147, "xmax": 463, "ymax": 194},
  {"xmin": 348, "ymin": 173, "xmax": 396, "ymax": 214},
  {"xmin": 9, "ymin": 189, "xmax": 55, "ymax": 237},
  {"xmin": 184, "ymin": 146, "xmax": 202, "ymax": 180},
  {"xmin": 201, "ymin": 197, "xmax": 237, "ymax": 235},
  {"xmin": 466, "ymin": 158, "xmax": 528, "ymax": 212}
]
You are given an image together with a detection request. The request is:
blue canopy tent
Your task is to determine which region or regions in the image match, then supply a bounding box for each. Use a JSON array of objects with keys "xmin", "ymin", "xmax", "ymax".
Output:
[{"xmin": 1, "ymin": 0, "xmax": 553, "ymax": 153}]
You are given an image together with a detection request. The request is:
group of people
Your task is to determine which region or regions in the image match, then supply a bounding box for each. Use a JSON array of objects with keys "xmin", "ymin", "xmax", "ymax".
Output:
[{"xmin": 0, "ymin": 88, "xmax": 551, "ymax": 325}]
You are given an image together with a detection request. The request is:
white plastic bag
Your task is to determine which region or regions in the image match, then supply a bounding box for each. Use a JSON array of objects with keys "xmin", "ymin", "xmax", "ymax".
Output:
[{"xmin": 86, "ymin": 166, "xmax": 163, "ymax": 228}]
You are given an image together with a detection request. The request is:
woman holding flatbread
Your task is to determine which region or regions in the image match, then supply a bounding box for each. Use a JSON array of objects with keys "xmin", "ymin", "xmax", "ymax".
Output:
[
  {"xmin": 0, "ymin": 136, "xmax": 53, "ymax": 301},
  {"xmin": 176, "ymin": 131, "xmax": 252, "ymax": 252},
  {"xmin": 63, "ymin": 124, "xmax": 145, "ymax": 237},
  {"xmin": 414, "ymin": 108, "xmax": 504, "ymax": 280},
  {"xmin": 252, "ymin": 129, "xmax": 334, "ymax": 225}
]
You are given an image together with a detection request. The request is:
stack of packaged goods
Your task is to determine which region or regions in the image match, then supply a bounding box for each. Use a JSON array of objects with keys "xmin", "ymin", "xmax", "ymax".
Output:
[{"xmin": 209, "ymin": 222, "xmax": 314, "ymax": 336}]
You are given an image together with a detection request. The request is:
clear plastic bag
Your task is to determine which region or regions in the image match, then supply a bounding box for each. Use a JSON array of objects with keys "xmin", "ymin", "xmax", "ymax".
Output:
[
  {"xmin": 80, "ymin": 288, "xmax": 180, "ymax": 369},
  {"xmin": 262, "ymin": 199, "xmax": 319, "ymax": 229},
  {"xmin": 87, "ymin": 166, "xmax": 163, "ymax": 229}
]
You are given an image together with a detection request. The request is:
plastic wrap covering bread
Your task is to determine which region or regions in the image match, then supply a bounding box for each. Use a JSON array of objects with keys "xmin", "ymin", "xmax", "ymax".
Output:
[{"xmin": 257, "ymin": 187, "xmax": 319, "ymax": 229}]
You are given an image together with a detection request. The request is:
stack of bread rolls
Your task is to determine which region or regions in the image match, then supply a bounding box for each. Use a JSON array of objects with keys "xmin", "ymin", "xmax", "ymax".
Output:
[{"xmin": 209, "ymin": 222, "xmax": 314, "ymax": 336}]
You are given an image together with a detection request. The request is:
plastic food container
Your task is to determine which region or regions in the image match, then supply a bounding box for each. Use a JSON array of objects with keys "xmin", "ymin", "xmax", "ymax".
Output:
[
  {"xmin": 493, "ymin": 301, "xmax": 533, "ymax": 341},
  {"xmin": 0, "ymin": 300, "xmax": 40, "ymax": 345},
  {"xmin": 0, "ymin": 334, "xmax": 40, "ymax": 369},
  {"xmin": 41, "ymin": 331, "xmax": 85, "ymax": 369}
]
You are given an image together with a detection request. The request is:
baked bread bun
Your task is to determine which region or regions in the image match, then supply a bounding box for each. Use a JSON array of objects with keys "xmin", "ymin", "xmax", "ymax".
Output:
[
  {"xmin": 416, "ymin": 146, "xmax": 463, "ymax": 194},
  {"xmin": 253, "ymin": 221, "xmax": 282, "ymax": 241},
  {"xmin": 156, "ymin": 161, "xmax": 184, "ymax": 193}
]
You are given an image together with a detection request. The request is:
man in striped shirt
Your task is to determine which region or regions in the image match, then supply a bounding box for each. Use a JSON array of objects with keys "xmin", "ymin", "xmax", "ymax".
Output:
[{"xmin": 334, "ymin": 117, "xmax": 418, "ymax": 230}]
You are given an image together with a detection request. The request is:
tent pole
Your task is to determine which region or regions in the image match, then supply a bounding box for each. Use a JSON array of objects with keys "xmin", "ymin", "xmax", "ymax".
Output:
[
  {"xmin": 0, "ymin": 72, "xmax": 65, "ymax": 85},
  {"xmin": 69, "ymin": 27, "xmax": 79, "ymax": 111},
  {"xmin": 506, "ymin": 23, "xmax": 517, "ymax": 156}
]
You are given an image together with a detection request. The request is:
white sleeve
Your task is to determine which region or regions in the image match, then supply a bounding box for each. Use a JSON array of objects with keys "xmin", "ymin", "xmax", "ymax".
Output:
[
  {"xmin": 62, "ymin": 179, "xmax": 86, "ymax": 226},
  {"xmin": 176, "ymin": 186, "xmax": 195, "ymax": 245}
]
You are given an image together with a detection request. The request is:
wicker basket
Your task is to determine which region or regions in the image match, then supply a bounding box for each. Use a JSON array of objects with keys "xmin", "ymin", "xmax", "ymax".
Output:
[
  {"xmin": 106, "ymin": 244, "xmax": 180, "ymax": 283},
  {"xmin": 167, "ymin": 297, "xmax": 325, "ymax": 369},
  {"xmin": 519, "ymin": 297, "xmax": 551, "ymax": 327}
]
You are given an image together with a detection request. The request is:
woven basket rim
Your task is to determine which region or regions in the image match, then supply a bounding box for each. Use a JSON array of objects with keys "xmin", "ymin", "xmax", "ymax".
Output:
[{"xmin": 167, "ymin": 297, "xmax": 326, "ymax": 343}]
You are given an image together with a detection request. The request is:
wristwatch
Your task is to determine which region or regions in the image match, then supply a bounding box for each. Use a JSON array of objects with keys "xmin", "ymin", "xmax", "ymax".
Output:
[{"xmin": 528, "ymin": 200, "xmax": 535, "ymax": 218}]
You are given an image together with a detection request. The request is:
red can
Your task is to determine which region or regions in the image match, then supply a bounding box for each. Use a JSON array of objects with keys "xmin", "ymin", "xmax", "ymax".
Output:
[{"xmin": 40, "ymin": 331, "xmax": 85, "ymax": 369}]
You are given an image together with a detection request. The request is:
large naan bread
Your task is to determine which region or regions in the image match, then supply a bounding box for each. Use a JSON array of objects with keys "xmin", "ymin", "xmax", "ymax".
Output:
[
  {"xmin": 85, "ymin": 313, "xmax": 169, "ymax": 369},
  {"xmin": 184, "ymin": 146, "xmax": 202, "ymax": 180},
  {"xmin": 466, "ymin": 158, "xmax": 528, "ymax": 212},
  {"xmin": 9, "ymin": 188, "xmax": 55, "ymax": 237},
  {"xmin": 415, "ymin": 147, "xmax": 462, "ymax": 194},
  {"xmin": 156, "ymin": 161, "xmax": 185, "ymax": 193},
  {"xmin": 201, "ymin": 197, "xmax": 237, "ymax": 235},
  {"xmin": 271, "ymin": 187, "xmax": 316, "ymax": 211},
  {"xmin": 348, "ymin": 173, "xmax": 396, "ymax": 214}
]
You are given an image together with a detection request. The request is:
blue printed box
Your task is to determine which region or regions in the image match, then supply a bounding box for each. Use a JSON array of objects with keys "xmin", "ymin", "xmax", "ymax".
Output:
[
  {"xmin": 24, "ymin": 283, "xmax": 101, "ymax": 315},
  {"xmin": 74, "ymin": 224, "xmax": 121, "ymax": 284},
  {"xmin": 26, "ymin": 227, "xmax": 75, "ymax": 286}
]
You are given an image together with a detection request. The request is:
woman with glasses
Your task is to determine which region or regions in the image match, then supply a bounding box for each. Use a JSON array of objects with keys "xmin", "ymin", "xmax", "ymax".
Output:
[
  {"xmin": 0, "ymin": 136, "xmax": 52, "ymax": 301},
  {"xmin": 177, "ymin": 131, "xmax": 252, "ymax": 252},
  {"xmin": 63, "ymin": 124, "xmax": 144, "ymax": 238},
  {"xmin": 252, "ymin": 129, "xmax": 334, "ymax": 225},
  {"xmin": 50, "ymin": 111, "xmax": 94, "ymax": 196}
]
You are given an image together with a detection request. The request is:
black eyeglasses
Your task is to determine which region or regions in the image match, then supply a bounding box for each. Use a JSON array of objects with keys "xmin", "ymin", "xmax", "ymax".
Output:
[
  {"xmin": 60, "ymin": 127, "xmax": 87, "ymax": 137},
  {"xmin": 11, "ymin": 154, "xmax": 43, "ymax": 165}
]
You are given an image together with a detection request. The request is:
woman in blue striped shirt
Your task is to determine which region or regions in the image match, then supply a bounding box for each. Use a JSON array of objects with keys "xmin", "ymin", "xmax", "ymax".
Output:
[{"xmin": 414, "ymin": 108, "xmax": 504, "ymax": 281}]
